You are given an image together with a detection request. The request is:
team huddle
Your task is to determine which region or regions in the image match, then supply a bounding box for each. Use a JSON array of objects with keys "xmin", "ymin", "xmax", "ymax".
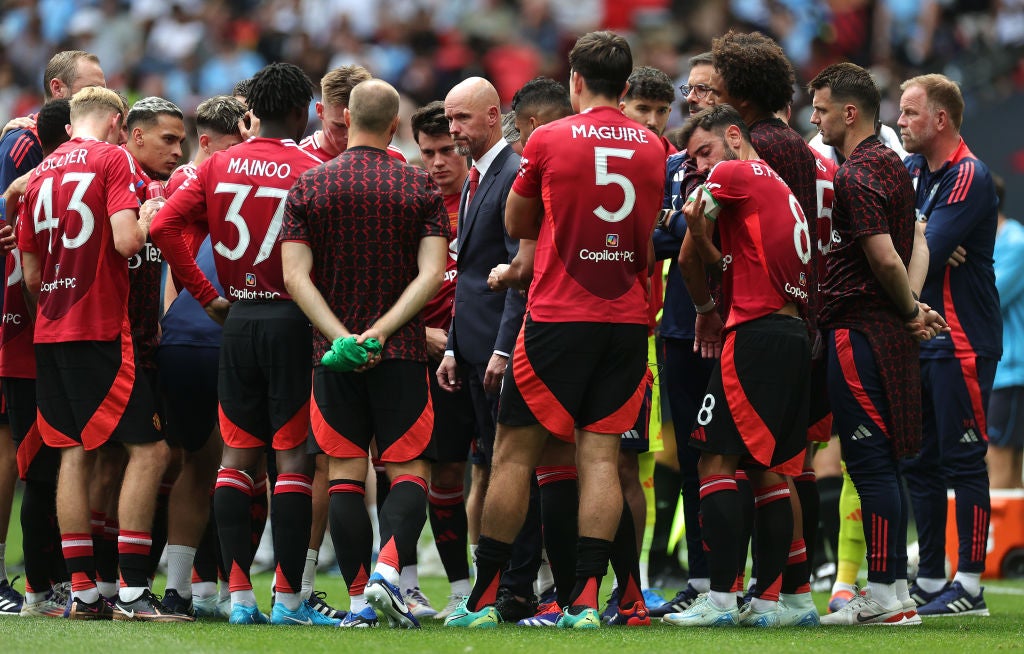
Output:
[{"xmin": 0, "ymin": 26, "xmax": 1001, "ymax": 631}]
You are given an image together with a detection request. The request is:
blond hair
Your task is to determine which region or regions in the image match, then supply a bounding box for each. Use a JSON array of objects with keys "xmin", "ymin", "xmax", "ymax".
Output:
[
  {"xmin": 70, "ymin": 87, "xmax": 127, "ymax": 123},
  {"xmin": 320, "ymin": 65, "xmax": 371, "ymax": 108},
  {"xmin": 901, "ymin": 74, "xmax": 964, "ymax": 131}
]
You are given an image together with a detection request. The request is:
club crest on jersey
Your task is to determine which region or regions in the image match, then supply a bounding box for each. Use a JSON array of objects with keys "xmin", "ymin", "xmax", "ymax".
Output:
[
  {"xmin": 799, "ymin": 272, "xmax": 807, "ymax": 286},
  {"xmin": 606, "ymin": 234, "xmax": 619, "ymax": 248},
  {"xmin": 245, "ymin": 273, "xmax": 256, "ymax": 287}
]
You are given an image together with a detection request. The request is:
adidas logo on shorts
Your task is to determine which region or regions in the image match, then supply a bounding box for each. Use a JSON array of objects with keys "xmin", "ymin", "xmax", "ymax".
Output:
[{"xmin": 850, "ymin": 425, "xmax": 872, "ymax": 441}]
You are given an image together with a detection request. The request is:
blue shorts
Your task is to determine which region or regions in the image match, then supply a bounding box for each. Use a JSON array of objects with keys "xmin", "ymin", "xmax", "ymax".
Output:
[{"xmin": 987, "ymin": 386, "xmax": 1024, "ymax": 450}]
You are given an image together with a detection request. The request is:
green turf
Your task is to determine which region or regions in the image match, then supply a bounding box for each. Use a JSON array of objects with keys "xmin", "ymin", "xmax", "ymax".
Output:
[
  {"xmin": 3, "ymin": 573, "xmax": 1024, "ymax": 652},
  {"xmin": 4, "ymin": 491, "xmax": 1024, "ymax": 651}
]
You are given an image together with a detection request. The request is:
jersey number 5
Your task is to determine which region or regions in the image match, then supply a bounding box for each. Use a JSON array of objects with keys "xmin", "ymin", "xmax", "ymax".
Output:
[
  {"xmin": 32, "ymin": 173, "xmax": 96, "ymax": 253},
  {"xmin": 593, "ymin": 147, "xmax": 636, "ymax": 223},
  {"xmin": 213, "ymin": 182, "xmax": 289, "ymax": 265}
]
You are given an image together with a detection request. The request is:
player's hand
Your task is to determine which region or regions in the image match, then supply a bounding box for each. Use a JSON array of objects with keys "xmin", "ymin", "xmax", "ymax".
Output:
[
  {"xmin": 694, "ymin": 310, "xmax": 724, "ymax": 359},
  {"xmin": 239, "ymin": 111, "xmax": 260, "ymax": 139},
  {"xmin": 139, "ymin": 197, "xmax": 165, "ymax": 222},
  {"xmin": 436, "ymin": 355, "xmax": 462, "ymax": 392},
  {"xmin": 0, "ymin": 224, "xmax": 14, "ymax": 253},
  {"xmin": 904, "ymin": 302, "xmax": 950, "ymax": 341},
  {"xmin": 483, "ymin": 353, "xmax": 508, "ymax": 394},
  {"xmin": 425, "ymin": 327, "xmax": 447, "ymax": 361},
  {"xmin": 204, "ymin": 296, "xmax": 231, "ymax": 325},
  {"xmin": 353, "ymin": 329, "xmax": 385, "ymax": 371},
  {"xmin": 947, "ymin": 245, "xmax": 966, "ymax": 267},
  {"xmin": 681, "ymin": 186, "xmax": 708, "ymax": 239},
  {"xmin": 1, "ymin": 116, "xmax": 35, "ymax": 140},
  {"xmin": 488, "ymin": 264, "xmax": 510, "ymax": 291}
]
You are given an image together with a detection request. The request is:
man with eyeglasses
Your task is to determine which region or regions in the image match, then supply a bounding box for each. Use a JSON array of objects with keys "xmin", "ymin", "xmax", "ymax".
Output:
[{"xmin": 649, "ymin": 51, "xmax": 720, "ymax": 618}]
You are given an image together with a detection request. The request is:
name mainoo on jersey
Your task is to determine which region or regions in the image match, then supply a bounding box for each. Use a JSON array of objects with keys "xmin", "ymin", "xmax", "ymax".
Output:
[
  {"xmin": 571, "ymin": 124, "xmax": 650, "ymax": 144},
  {"xmin": 226, "ymin": 158, "xmax": 292, "ymax": 179}
]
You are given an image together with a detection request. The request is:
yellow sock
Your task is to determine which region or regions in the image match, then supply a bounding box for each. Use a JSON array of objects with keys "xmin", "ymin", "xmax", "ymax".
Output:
[{"xmin": 836, "ymin": 466, "xmax": 866, "ymax": 585}]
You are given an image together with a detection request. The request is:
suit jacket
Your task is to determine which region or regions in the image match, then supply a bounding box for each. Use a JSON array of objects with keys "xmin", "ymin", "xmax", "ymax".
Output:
[{"xmin": 446, "ymin": 143, "xmax": 526, "ymax": 366}]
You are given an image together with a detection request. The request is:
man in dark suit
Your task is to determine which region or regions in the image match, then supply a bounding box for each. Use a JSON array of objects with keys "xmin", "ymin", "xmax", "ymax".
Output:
[{"xmin": 438, "ymin": 77, "xmax": 534, "ymax": 618}]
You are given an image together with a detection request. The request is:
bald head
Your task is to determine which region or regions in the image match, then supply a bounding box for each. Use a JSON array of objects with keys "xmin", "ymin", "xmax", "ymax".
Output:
[
  {"xmin": 445, "ymin": 77, "xmax": 503, "ymax": 159},
  {"xmin": 348, "ymin": 79, "xmax": 400, "ymax": 135}
]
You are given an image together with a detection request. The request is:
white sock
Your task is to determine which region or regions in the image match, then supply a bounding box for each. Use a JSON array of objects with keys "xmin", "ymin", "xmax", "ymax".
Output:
[
  {"xmin": 831, "ymin": 580, "xmax": 856, "ymax": 596},
  {"xmin": 866, "ymin": 582, "xmax": 899, "ymax": 608},
  {"xmin": 470, "ymin": 544, "xmax": 478, "ymax": 580},
  {"xmin": 350, "ymin": 593, "xmax": 368, "ymax": 613},
  {"xmin": 0, "ymin": 543, "xmax": 7, "ymax": 581},
  {"xmin": 375, "ymin": 562, "xmax": 400, "ymax": 587},
  {"xmin": 73, "ymin": 586, "xmax": 100, "ymax": 604},
  {"xmin": 639, "ymin": 558, "xmax": 650, "ymax": 590},
  {"xmin": 450, "ymin": 578, "xmax": 471, "ymax": 597},
  {"xmin": 193, "ymin": 581, "xmax": 217, "ymax": 599},
  {"xmin": 165, "ymin": 545, "xmax": 197, "ymax": 598},
  {"xmin": 709, "ymin": 590, "xmax": 734, "ymax": 610},
  {"xmin": 689, "ymin": 577, "xmax": 710, "ymax": 593},
  {"xmin": 780, "ymin": 591, "xmax": 814, "ymax": 608},
  {"xmin": 119, "ymin": 586, "xmax": 146, "ymax": 603},
  {"xmin": 277, "ymin": 590, "xmax": 302, "ymax": 611},
  {"xmin": 953, "ymin": 571, "xmax": 981, "ymax": 596},
  {"xmin": 26, "ymin": 591, "xmax": 49, "ymax": 604},
  {"xmin": 219, "ymin": 583, "xmax": 230, "ymax": 601},
  {"xmin": 301, "ymin": 548, "xmax": 318, "ymax": 599},
  {"xmin": 400, "ymin": 564, "xmax": 418, "ymax": 590},
  {"xmin": 894, "ymin": 578, "xmax": 910, "ymax": 602},
  {"xmin": 915, "ymin": 576, "xmax": 947, "ymax": 593},
  {"xmin": 96, "ymin": 581, "xmax": 117, "ymax": 598},
  {"xmin": 749, "ymin": 597, "xmax": 777, "ymax": 612},
  {"xmin": 231, "ymin": 589, "xmax": 258, "ymax": 607}
]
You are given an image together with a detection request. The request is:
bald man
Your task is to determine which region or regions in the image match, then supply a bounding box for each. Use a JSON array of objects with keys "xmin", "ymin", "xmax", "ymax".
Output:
[
  {"xmin": 283, "ymin": 79, "xmax": 450, "ymax": 628},
  {"xmin": 436, "ymin": 77, "xmax": 535, "ymax": 620}
]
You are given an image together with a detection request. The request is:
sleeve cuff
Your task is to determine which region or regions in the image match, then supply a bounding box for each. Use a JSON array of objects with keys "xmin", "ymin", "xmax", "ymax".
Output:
[
  {"xmin": 444, "ymin": 349, "xmax": 455, "ymax": 359},
  {"xmin": 493, "ymin": 350, "xmax": 509, "ymax": 358}
]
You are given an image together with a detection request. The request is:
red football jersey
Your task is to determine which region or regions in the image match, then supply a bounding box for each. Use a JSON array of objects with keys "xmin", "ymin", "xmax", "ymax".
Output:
[
  {"xmin": 18, "ymin": 138, "xmax": 140, "ymax": 343},
  {"xmin": 512, "ymin": 106, "xmax": 664, "ymax": 324},
  {"xmin": 811, "ymin": 148, "xmax": 838, "ymax": 295},
  {"xmin": 703, "ymin": 159, "xmax": 811, "ymax": 330},
  {"xmin": 420, "ymin": 192, "xmax": 459, "ymax": 330},
  {"xmin": 165, "ymin": 162, "xmax": 197, "ymax": 197},
  {"xmin": 151, "ymin": 138, "xmax": 324, "ymax": 306},
  {"xmin": 299, "ymin": 130, "xmax": 407, "ymax": 163},
  {"xmin": 0, "ymin": 201, "xmax": 36, "ymax": 378}
]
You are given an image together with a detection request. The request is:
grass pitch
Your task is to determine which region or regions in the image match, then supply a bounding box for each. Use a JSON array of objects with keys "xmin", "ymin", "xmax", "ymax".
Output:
[{"xmin": 3, "ymin": 493, "xmax": 1023, "ymax": 651}]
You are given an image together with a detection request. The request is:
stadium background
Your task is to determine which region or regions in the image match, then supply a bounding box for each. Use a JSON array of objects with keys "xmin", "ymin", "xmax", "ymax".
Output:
[{"xmin": 1, "ymin": 0, "xmax": 1022, "ymax": 216}]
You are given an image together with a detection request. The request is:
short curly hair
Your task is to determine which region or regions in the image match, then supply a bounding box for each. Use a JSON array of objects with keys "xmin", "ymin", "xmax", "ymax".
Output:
[{"xmin": 712, "ymin": 31, "xmax": 794, "ymax": 115}]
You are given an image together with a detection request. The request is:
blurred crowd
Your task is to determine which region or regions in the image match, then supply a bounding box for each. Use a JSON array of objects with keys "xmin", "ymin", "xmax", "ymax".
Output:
[{"xmin": 2, "ymin": 0, "xmax": 1022, "ymax": 146}]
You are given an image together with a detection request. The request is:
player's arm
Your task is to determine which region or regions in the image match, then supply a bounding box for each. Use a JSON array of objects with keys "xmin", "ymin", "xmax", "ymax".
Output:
[
  {"xmin": 907, "ymin": 221, "xmax": 930, "ymax": 296},
  {"xmin": 506, "ymin": 190, "xmax": 542, "ymax": 240},
  {"xmin": 361, "ymin": 235, "xmax": 448, "ymax": 346},
  {"xmin": 489, "ymin": 239, "xmax": 536, "ymax": 291},
  {"xmin": 110, "ymin": 208, "xmax": 146, "ymax": 258},
  {"xmin": 282, "ymin": 240, "xmax": 352, "ymax": 342},
  {"xmin": 0, "ymin": 117, "xmax": 34, "ymax": 141},
  {"xmin": 678, "ymin": 230, "xmax": 723, "ymax": 358},
  {"xmin": 150, "ymin": 186, "xmax": 220, "ymax": 308},
  {"xmin": 860, "ymin": 233, "xmax": 948, "ymax": 339}
]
